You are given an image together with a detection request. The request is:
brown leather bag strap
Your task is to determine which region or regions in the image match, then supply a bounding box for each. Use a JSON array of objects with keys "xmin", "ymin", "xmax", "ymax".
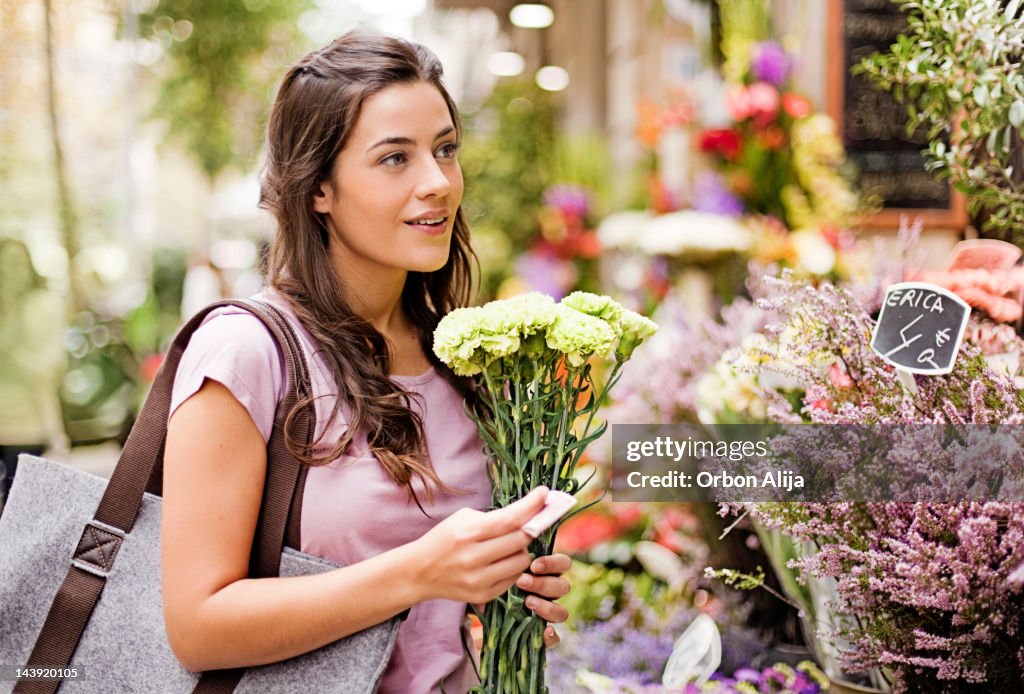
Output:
[
  {"xmin": 244, "ymin": 299, "xmax": 313, "ymax": 576},
  {"xmin": 15, "ymin": 299, "xmax": 314, "ymax": 694},
  {"xmin": 192, "ymin": 302, "xmax": 317, "ymax": 694}
]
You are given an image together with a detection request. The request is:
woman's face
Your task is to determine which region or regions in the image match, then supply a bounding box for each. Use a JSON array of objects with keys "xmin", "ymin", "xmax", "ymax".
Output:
[{"xmin": 313, "ymin": 80, "xmax": 463, "ymax": 282}]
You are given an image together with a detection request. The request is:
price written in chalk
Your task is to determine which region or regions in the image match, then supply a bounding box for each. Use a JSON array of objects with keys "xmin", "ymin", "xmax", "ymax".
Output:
[{"xmin": 870, "ymin": 282, "xmax": 970, "ymax": 375}]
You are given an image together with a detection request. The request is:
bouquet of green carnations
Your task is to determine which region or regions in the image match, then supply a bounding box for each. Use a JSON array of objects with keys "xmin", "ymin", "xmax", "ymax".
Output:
[{"xmin": 433, "ymin": 291, "xmax": 657, "ymax": 694}]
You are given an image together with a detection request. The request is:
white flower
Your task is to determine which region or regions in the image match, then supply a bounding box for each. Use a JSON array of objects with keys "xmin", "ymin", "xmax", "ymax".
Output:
[
  {"xmin": 695, "ymin": 348, "xmax": 767, "ymax": 423},
  {"xmin": 790, "ymin": 228, "xmax": 836, "ymax": 276},
  {"xmin": 639, "ymin": 210, "xmax": 753, "ymax": 258},
  {"xmin": 596, "ymin": 210, "xmax": 653, "ymax": 250}
]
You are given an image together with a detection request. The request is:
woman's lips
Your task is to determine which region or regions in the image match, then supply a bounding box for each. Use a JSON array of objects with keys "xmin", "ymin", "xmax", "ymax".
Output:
[{"xmin": 405, "ymin": 216, "xmax": 449, "ymax": 235}]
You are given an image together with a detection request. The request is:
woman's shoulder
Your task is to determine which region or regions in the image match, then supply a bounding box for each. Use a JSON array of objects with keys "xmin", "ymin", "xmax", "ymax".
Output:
[
  {"xmin": 189, "ymin": 303, "xmax": 282, "ymax": 360},
  {"xmin": 171, "ymin": 300, "xmax": 287, "ymax": 442}
]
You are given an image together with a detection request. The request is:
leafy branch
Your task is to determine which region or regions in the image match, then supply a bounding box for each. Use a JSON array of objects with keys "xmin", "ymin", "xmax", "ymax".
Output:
[{"xmin": 855, "ymin": 0, "xmax": 1024, "ymax": 241}]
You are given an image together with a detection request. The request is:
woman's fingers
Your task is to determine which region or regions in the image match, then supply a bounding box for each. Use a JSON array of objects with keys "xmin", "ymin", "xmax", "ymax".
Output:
[
  {"xmin": 522, "ymin": 595, "xmax": 569, "ymax": 624},
  {"xmin": 529, "ymin": 553, "xmax": 572, "ymax": 576},
  {"xmin": 478, "ymin": 486, "xmax": 549, "ymax": 538},
  {"xmin": 473, "ymin": 551, "xmax": 532, "ymax": 597},
  {"xmin": 515, "ymin": 573, "xmax": 570, "ymax": 600},
  {"xmin": 542, "ymin": 625, "xmax": 560, "ymax": 649}
]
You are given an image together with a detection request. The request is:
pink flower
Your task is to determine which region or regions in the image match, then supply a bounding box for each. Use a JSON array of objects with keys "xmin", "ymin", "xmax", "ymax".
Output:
[
  {"xmin": 725, "ymin": 84, "xmax": 752, "ymax": 120},
  {"xmin": 747, "ymin": 82, "xmax": 780, "ymax": 121},
  {"xmin": 829, "ymin": 363, "xmax": 854, "ymax": 389}
]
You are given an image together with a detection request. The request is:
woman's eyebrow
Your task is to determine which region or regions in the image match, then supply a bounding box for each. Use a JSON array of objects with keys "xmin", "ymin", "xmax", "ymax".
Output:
[{"xmin": 367, "ymin": 126, "xmax": 456, "ymax": 152}]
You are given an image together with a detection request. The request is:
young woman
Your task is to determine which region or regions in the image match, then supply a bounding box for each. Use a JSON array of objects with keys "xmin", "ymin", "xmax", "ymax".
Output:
[{"xmin": 162, "ymin": 31, "xmax": 572, "ymax": 693}]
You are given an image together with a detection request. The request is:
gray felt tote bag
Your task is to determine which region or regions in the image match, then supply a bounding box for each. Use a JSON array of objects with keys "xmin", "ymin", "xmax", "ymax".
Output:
[{"xmin": 0, "ymin": 300, "xmax": 400, "ymax": 694}]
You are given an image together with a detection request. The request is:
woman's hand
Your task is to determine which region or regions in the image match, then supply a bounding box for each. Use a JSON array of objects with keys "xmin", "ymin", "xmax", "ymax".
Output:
[
  {"xmin": 412, "ymin": 487, "xmax": 550, "ymax": 605},
  {"xmin": 516, "ymin": 553, "xmax": 572, "ymax": 648}
]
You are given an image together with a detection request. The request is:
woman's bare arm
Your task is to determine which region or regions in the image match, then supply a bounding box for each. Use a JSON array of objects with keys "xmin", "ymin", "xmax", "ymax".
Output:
[{"xmin": 162, "ymin": 379, "xmax": 544, "ymax": 671}]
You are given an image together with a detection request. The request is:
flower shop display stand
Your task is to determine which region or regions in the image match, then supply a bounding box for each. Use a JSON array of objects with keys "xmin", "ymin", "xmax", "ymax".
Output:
[{"xmin": 827, "ymin": 677, "xmax": 885, "ymax": 694}]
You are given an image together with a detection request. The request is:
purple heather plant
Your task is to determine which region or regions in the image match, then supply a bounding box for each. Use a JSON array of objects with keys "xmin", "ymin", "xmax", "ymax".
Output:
[
  {"xmin": 728, "ymin": 273, "xmax": 1024, "ymax": 691},
  {"xmin": 599, "ymin": 292, "xmax": 768, "ymax": 429},
  {"xmin": 746, "ymin": 501, "xmax": 1024, "ymax": 691}
]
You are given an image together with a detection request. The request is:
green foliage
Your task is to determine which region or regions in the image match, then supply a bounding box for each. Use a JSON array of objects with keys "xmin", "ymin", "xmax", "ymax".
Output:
[
  {"xmin": 717, "ymin": 0, "xmax": 772, "ymax": 82},
  {"xmin": 461, "ymin": 81, "xmax": 556, "ymax": 295},
  {"xmin": 136, "ymin": 0, "xmax": 312, "ymax": 181},
  {"xmin": 122, "ymin": 246, "xmax": 187, "ymax": 356},
  {"xmin": 558, "ymin": 562, "xmax": 664, "ymax": 629},
  {"xmin": 549, "ymin": 135, "xmax": 613, "ymax": 214},
  {"xmin": 856, "ymin": 0, "xmax": 1024, "ymax": 242}
]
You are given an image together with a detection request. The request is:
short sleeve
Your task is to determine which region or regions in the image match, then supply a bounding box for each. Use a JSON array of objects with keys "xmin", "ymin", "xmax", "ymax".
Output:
[{"xmin": 168, "ymin": 309, "xmax": 285, "ymax": 442}]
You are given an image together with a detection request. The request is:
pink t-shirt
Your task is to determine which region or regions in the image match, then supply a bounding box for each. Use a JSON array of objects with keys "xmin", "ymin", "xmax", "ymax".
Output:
[{"xmin": 168, "ymin": 290, "xmax": 492, "ymax": 693}]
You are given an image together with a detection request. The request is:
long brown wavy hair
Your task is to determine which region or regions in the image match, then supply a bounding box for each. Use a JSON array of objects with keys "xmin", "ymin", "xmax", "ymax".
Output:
[{"xmin": 259, "ymin": 31, "xmax": 476, "ymax": 506}]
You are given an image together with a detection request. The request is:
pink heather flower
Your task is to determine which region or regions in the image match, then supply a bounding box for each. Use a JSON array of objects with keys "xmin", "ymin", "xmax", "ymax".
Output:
[{"xmin": 717, "ymin": 270, "xmax": 1024, "ymax": 690}]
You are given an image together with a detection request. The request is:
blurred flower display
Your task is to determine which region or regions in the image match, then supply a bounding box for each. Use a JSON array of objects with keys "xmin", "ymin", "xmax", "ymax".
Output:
[
  {"xmin": 697, "ymin": 39, "xmax": 863, "ymax": 235},
  {"xmin": 548, "ymin": 579, "xmax": 768, "ymax": 693},
  {"xmin": 691, "ymin": 41, "xmax": 866, "ymax": 283},
  {"xmin": 571, "ymin": 661, "xmax": 828, "ymax": 694},
  {"xmin": 507, "ymin": 184, "xmax": 604, "ymax": 300}
]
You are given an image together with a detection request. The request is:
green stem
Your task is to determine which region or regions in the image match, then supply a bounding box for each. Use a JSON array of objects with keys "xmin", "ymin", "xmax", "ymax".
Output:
[
  {"xmin": 530, "ymin": 358, "xmax": 542, "ymax": 488},
  {"xmin": 514, "ymin": 360, "xmax": 523, "ymax": 492},
  {"xmin": 550, "ymin": 364, "xmax": 576, "ymax": 490}
]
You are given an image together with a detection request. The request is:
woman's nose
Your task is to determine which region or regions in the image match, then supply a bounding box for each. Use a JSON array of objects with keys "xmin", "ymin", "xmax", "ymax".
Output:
[{"xmin": 416, "ymin": 157, "xmax": 452, "ymax": 198}]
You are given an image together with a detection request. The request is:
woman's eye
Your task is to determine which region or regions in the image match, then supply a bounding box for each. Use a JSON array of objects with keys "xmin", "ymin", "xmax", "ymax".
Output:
[
  {"xmin": 436, "ymin": 142, "xmax": 460, "ymax": 159},
  {"xmin": 381, "ymin": 152, "xmax": 407, "ymax": 167}
]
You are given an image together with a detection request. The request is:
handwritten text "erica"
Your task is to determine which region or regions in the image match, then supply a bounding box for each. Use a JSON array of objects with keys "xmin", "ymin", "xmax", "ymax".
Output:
[{"xmin": 885, "ymin": 288, "xmax": 945, "ymax": 313}]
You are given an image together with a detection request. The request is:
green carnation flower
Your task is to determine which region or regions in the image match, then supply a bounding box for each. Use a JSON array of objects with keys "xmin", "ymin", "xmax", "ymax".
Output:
[
  {"xmin": 560, "ymin": 291, "xmax": 624, "ymax": 326},
  {"xmin": 433, "ymin": 306, "xmax": 489, "ymax": 376},
  {"xmin": 560, "ymin": 291, "xmax": 657, "ymax": 362},
  {"xmin": 616, "ymin": 309, "xmax": 658, "ymax": 361},
  {"xmin": 494, "ymin": 292, "xmax": 558, "ymax": 335},
  {"xmin": 545, "ymin": 305, "xmax": 617, "ymax": 367}
]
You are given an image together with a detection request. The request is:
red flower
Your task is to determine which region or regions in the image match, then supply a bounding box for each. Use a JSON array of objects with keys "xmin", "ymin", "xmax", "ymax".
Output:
[
  {"xmin": 754, "ymin": 126, "xmax": 786, "ymax": 150},
  {"xmin": 699, "ymin": 128, "xmax": 742, "ymax": 161},
  {"xmin": 554, "ymin": 513, "xmax": 620, "ymax": 554},
  {"xmin": 782, "ymin": 92, "xmax": 812, "ymax": 119},
  {"xmin": 575, "ymin": 231, "xmax": 602, "ymax": 259},
  {"xmin": 610, "ymin": 502, "xmax": 645, "ymax": 528}
]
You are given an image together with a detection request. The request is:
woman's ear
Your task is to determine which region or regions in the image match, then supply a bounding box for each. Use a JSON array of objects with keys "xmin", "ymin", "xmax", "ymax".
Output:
[{"xmin": 312, "ymin": 179, "xmax": 332, "ymax": 214}]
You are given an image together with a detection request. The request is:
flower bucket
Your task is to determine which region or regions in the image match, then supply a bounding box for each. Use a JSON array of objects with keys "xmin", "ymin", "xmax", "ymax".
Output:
[{"xmin": 827, "ymin": 677, "xmax": 886, "ymax": 694}]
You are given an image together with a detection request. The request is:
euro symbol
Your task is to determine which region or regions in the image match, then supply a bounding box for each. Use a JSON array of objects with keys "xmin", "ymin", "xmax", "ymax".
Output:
[{"xmin": 936, "ymin": 328, "xmax": 950, "ymax": 346}]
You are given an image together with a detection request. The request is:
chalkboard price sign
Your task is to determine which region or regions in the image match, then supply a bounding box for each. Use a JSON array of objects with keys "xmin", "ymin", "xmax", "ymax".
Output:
[
  {"xmin": 826, "ymin": 0, "xmax": 966, "ymax": 228},
  {"xmin": 871, "ymin": 282, "xmax": 970, "ymax": 375}
]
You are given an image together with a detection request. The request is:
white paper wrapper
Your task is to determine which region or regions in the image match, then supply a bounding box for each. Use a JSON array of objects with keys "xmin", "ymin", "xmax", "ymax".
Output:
[{"xmin": 521, "ymin": 490, "xmax": 576, "ymax": 538}]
